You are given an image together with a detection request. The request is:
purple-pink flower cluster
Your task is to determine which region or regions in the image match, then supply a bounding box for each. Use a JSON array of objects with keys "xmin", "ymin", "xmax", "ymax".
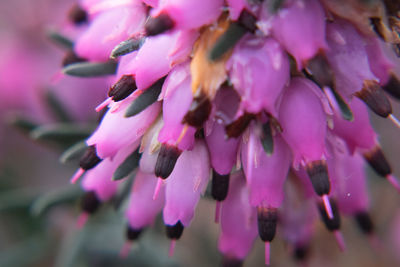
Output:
[{"xmin": 55, "ymin": 0, "xmax": 400, "ymax": 265}]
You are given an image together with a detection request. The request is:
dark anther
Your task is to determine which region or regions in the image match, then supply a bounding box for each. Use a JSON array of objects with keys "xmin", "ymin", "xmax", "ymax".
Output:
[
  {"xmin": 293, "ymin": 245, "xmax": 309, "ymax": 261},
  {"xmin": 68, "ymin": 4, "xmax": 88, "ymax": 25},
  {"xmin": 62, "ymin": 50, "xmax": 86, "ymax": 67},
  {"xmin": 145, "ymin": 13, "xmax": 175, "ymax": 36},
  {"xmin": 211, "ymin": 170, "xmax": 230, "ymax": 202},
  {"xmin": 370, "ymin": 17, "xmax": 385, "ymax": 40},
  {"xmin": 257, "ymin": 207, "xmax": 278, "ymax": 242},
  {"xmin": 356, "ymin": 80, "xmax": 392, "ymax": 118},
  {"xmin": 108, "ymin": 75, "xmax": 137, "ymax": 102},
  {"xmin": 304, "ymin": 54, "xmax": 334, "ymax": 88},
  {"xmin": 182, "ymin": 94, "xmax": 212, "ymax": 129},
  {"xmin": 225, "ymin": 113, "xmax": 256, "ymax": 138},
  {"xmin": 155, "ymin": 144, "xmax": 182, "ymax": 179},
  {"xmin": 126, "ymin": 225, "xmax": 143, "ymax": 241},
  {"xmin": 166, "ymin": 221, "xmax": 184, "ymax": 240},
  {"xmin": 81, "ymin": 191, "xmax": 101, "ymax": 214},
  {"xmin": 238, "ymin": 10, "xmax": 258, "ymax": 33},
  {"xmin": 194, "ymin": 128, "xmax": 205, "ymax": 139},
  {"xmin": 318, "ymin": 198, "xmax": 340, "ymax": 231},
  {"xmin": 363, "ymin": 146, "xmax": 392, "ymax": 177},
  {"xmin": 79, "ymin": 145, "xmax": 102, "ymax": 170},
  {"xmin": 305, "ymin": 160, "xmax": 331, "ymax": 196},
  {"xmin": 221, "ymin": 256, "xmax": 243, "ymax": 267},
  {"xmin": 382, "ymin": 74, "xmax": 400, "ymax": 100},
  {"xmin": 354, "ymin": 211, "xmax": 374, "ymax": 234}
]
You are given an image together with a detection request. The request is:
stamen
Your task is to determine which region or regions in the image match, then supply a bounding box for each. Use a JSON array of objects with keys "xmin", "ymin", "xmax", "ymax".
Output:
[
  {"xmin": 265, "ymin": 242, "xmax": 271, "ymax": 266},
  {"xmin": 356, "ymin": 80, "xmax": 392, "ymax": 118},
  {"xmin": 322, "ymin": 194, "xmax": 334, "ymax": 219},
  {"xmin": 333, "ymin": 230, "xmax": 346, "ymax": 252},
  {"xmin": 318, "ymin": 198, "xmax": 341, "ymax": 232},
  {"xmin": 382, "ymin": 74, "xmax": 400, "ymax": 99},
  {"xmin": 110, "ymin": 102, "xmax": 123, "ymax": 113},
  {"xmin": 153, "ymin": 178, "xmax": 163, "ymax": 200},
  {"xmin": 70, "ymin": 168, "xmax": 85, "ymax": 184},
  {"xmin": 119, "ymin": 241, "xmax": 132, "ymax": 258},
  {"xmin": 215, "ymin": 201, "xmax": 221, "ymax": 223},
  {"xmin": 354, "ymin": 211, "xmax": 374, "ymax": 234},
  {"xmin": 95, "ymin": 97, "xmax": 112, "ymax": 112},
  {"xmin": 68, "ymin": 4, "xmax": 88, "ymax": 25},
  {"xmin": 76, "ymin": 212, "xmax": 89, "ymax": 229},
  {"xmin": 155, "ymin": 144, "xmax": 182, "ymax": 179},
  {"xmin": 182, "ymin": 94, "xmax": 213, "ymax": 129},
  {"xmin": 169, "ymin": 240, "xmax": 176, "ymax": 257},
  {"xmin": 79, "ymin": 145, "xmax": 102, "ymax": 171},
  {"xmin": 363, "ymin": 146, "xmax": 392, "ymax": 177},
  {"xmin": 367, "ymin": 234, "xmax": 382, "ymax": 252},
  {"xmin": 108, "ymin": 75, "xmax": 137, "ymax": 102},
  {"xmin": 305, "ymin": 160, "xmax": 331, "ymax": 196},
  {"xmin": 257, "ymin": 207, "xmax": 278, "ymax": 243},
  {"xmin": 225, "ymin": 113, "xmax": 256, "ymax": 138},
  {"xmin": 389, "ymin": 114, "xmax": 400, "ymax": 129},
  {"xmin": 211, "ymin": 170, "xmax": 230, "ymax": 202}
]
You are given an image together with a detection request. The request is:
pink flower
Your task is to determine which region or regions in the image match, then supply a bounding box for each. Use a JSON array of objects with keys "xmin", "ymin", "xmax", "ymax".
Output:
[{"xmin": 32, "ymin": 0, "xmax": 400, "ymax": 265}]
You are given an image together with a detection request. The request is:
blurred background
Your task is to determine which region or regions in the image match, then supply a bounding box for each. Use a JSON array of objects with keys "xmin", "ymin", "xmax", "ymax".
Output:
[{"xmin": 0, "ymin": 0, "xmax": 400, "ymax": 266}]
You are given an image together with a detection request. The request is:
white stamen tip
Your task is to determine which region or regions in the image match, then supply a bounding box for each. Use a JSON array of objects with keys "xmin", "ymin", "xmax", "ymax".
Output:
[
  {"xmin": 389, "ymin": 114, "xmax": 400, "ymax": 129},
  {"xmin": 322, "ymin": 195, "xmax": 334, "ymax": 219}
]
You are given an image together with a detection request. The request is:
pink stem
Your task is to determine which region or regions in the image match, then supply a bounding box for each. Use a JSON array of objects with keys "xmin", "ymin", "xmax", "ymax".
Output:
[
  {"xmin": 76, "ymin": 212, "xmax": 89, "ymax": 229},
  {"xmin": 387, "ymin": 174, "xmax": 400, "ymax": 193},
  {"xmin": 153, "ymin": 178, "xmax": 163, "ymax": 200},
  {"xmin": 215, "ymin": 201, "xmax": 221, "ymax": 224},
  {"xmin": 169, "ymin": 240, "xmax": 176, "ymax": 257},
  {"xmin": 119, "ymin": 241, "xmax": 132, "ymax": 258},
  {"xmin": 333, "ymin": 230, "xmax": 346, "ymax": 252},
  {"xmin": 70, "ymin": 168, "xmax": 85, "ymax": 184},
  {"xmin": 265, "ymin": 242, "xmax": 271, "ymax": 266},
  {"xmin": 95, "ymin": 97, "xmax": 112, "ymax": 112},
  {"xmin": 322, "ymin": 195, "xmax": 334, "ymax": 219}
]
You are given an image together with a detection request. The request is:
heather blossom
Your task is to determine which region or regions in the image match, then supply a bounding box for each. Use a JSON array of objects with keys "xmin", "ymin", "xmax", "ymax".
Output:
[{"xmin": 37, "ymin": 0, "xmax": 400, "ymax": 265}]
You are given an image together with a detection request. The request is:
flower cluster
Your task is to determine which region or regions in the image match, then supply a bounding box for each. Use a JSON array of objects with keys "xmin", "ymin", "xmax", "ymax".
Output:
[{"xmin": 58, "ymin": 0, "xmax": 400, "ymax": 265}]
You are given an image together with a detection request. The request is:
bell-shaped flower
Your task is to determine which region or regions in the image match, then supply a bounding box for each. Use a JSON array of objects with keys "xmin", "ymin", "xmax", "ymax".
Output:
[
  {"xmin": 163, "ymin": 140, "xmax": 210, "ymax": 226},
  {"xmin": 218, "ymin": 171, "xmax": 258, "ymax": 260},
  {"xmin": 271, "ymin": 0, "xmax": 327, "ymax": 69},
  {"xmin": 227, "ymin": 36, "xmax": 290, "ymax": 116},
  {"xmin": 279, "ymin": 77, "xmax": 327, "ymax": 167},
  {"xmin": 87, "ymin": 98, "xmax": 161, "ymax": 159}
]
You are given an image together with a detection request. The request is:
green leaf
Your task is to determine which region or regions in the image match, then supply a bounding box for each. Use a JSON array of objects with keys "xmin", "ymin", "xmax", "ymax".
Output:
[
  {"xmin": 63, "ymin": 60, "xmax": 118, "ymax": 77},
  {"xmin": 31, "ymin": 185, "xmax": 82, "ymax": 217},
  {"xmin": 261, "ymin": 121, "xmax": 274, "ymax": 155},
  {"xmin": 331, "ymin": 88, "xmax": 354, "ymax": 121},
  {"xmin": 112, "ymin": 149, "xmax": 141, "ymax": 181},
  {"xmin": 110, "ymin": 37, "xmax": 144, "ymax": 59},
  {"xmin": 30, "ymin": 123, "xmax": 93, "ymax": 145},
  {"xmin": 208, "ymin": 23, "xmax": 246, "ymax": 61},
  {"xmin": 60, "ymin": 141, "xmax": 88, "ymax": 164},
  {"xmin": 125, "ymin": 77, "xmax": 165, "ymax": 117},
  {"xmin": 7, "ymin": 115, "xmax": 38, "ymax": 133},
  {"xmin": 45, "ymin": 90, "xmax": 73, "ymax": 122},
  {"xmin": 47, "ymin": 30, "xmax": 74, "ymax": 49}
]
